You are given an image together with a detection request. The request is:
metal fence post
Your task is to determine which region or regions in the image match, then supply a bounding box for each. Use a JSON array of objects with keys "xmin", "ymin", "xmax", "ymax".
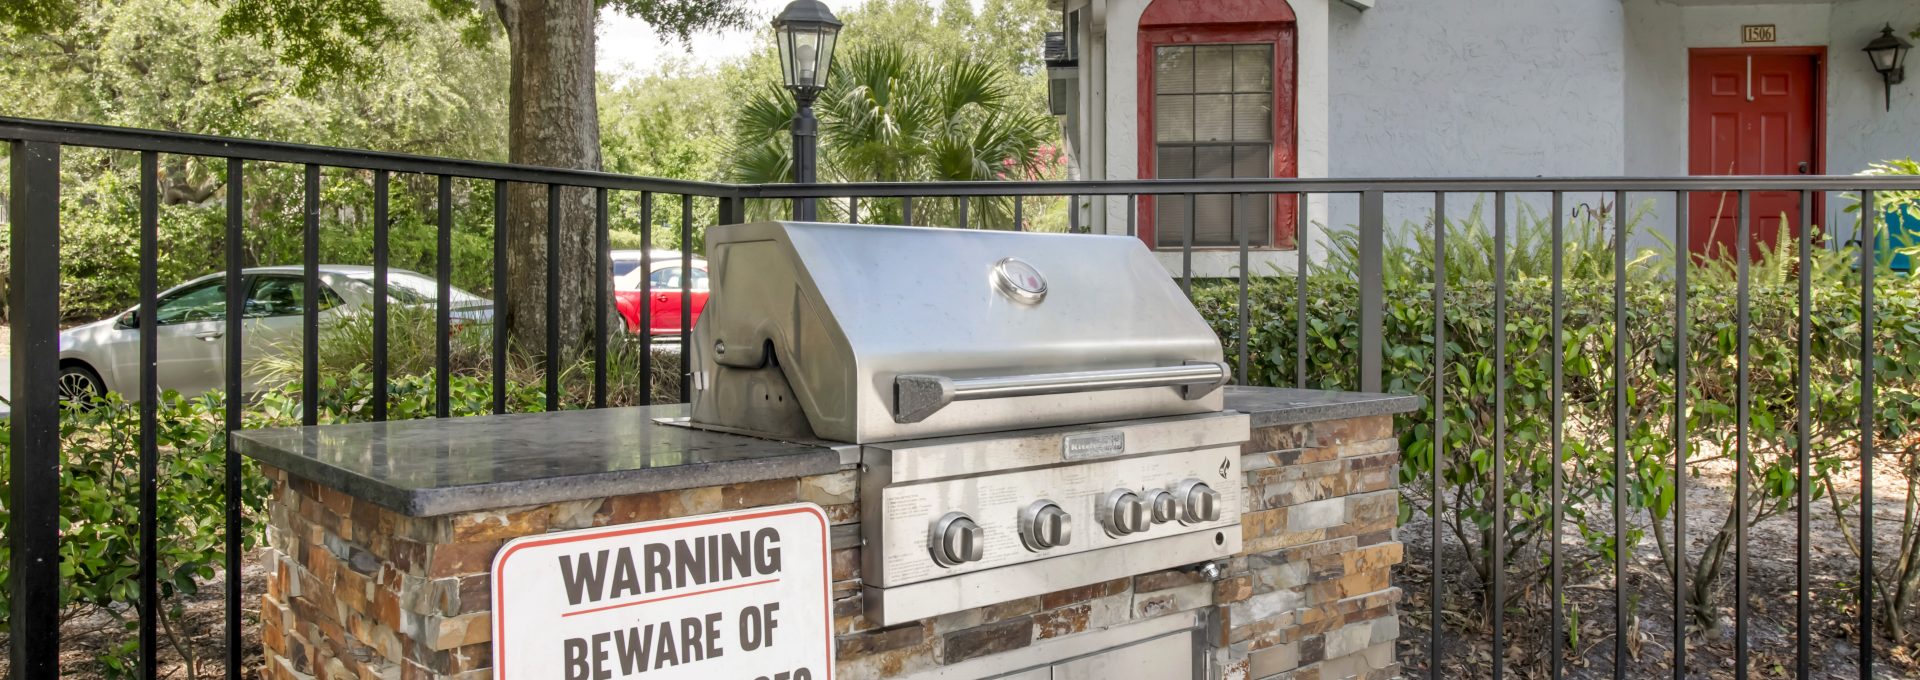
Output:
[
  {"xmin": 1358, "ymin": 189, "xmax": 1385, "ymax": 392},
  {"xmin": 8, "ymin": 139, "xmax": 62, "ymax": 680},
  {"xmin": 718, "ymin": 194, "xmax": 746, "ymax": 226}
]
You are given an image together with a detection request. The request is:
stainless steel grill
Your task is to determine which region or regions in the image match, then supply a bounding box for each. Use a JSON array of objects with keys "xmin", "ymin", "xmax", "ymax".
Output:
[{"xmin": 687, "ymin": 221, "xmax": 1249, "ymax": 625}]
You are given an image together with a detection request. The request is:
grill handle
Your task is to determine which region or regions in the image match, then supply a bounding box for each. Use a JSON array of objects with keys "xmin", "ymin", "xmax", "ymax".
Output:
[{"xmin": 893, "ymin": 361, "xmax": 1229, "ymax": 424}]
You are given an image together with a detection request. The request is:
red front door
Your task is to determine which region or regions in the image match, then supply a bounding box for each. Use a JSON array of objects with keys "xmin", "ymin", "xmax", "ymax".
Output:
[{"xmin": 1687, "ymin": 50, "xmax": 1821, "ymax": 258}]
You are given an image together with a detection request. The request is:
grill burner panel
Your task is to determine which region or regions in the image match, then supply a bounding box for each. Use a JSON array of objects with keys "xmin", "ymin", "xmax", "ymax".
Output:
[{"xmin": 860, "ymin": 411, "xmax": 1248, "ymax": 592}]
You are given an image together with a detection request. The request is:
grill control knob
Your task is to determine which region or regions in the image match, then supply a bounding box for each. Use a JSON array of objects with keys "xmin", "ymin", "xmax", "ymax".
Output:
[
  {"xmin": 1020, "ymin": 500, "xmax": 1072, "ymax": 551},
  {"xmin": 1102, "ymin": 489, "xmax": 1150, "ymax": 536},
  {"xmin": 1175, "ymin": 479, "xmax": 1223, "ymax": 524},
  {"xmin": 930, "ymin": 512, "xmax": 985, "ymax": 567},
  {"xmin": 1145, "ymin": 488, "xmax": 1178, "ymax": 524}
]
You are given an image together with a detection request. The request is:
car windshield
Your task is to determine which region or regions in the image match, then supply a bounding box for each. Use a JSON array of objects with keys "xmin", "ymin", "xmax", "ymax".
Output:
[{"xmin": 341, "ymin": 271, "xmax": 488, "ymax": 308}]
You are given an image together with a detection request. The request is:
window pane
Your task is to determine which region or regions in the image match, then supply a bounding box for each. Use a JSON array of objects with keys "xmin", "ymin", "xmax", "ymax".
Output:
[
  {"xmin": 1194, "ymin": 195, "xmax": 1233, "ymax": 245},
  {"xmin": 1157, "ymin": 195, "xmax": 1191, "ymax": 248},
  {"xmin": 1155, "ymin": 46, "xmax": 1192, "ymax": 94},
  {"xmin": 1194, "ymin": 94, "xmax": 1233, "ymax": 142},
  {"xmin": 245, "ymin": 276, "xmax": 345, "ymax": 318},
  {"xmin": 1195, "ymin": 146, "xmax": 1233, "ymax": 179},
  {"xmin": 1236, "ymin": 194, "xmax": 1272, "ymax": 247},
  {"xmin": 1156, "ymin": 95, "xmax": 1194, "ymax": 143},
  {"xmin": 156, "ymin": 281, "xmax": 227, "ymax": 325},
  {"xmin": 1233, "ymin": 93, "xmax": 1272, "ymax": 142},
  {"xmin": 1194, "ymin": 46, "xmax": 1233, "ymax": 92},
  {"xmin": 245, "ymin": 277, "xmax": 301, "ymax": 318},
  {"xmin": 1236, "ymin": 146, "xmax": 1272, "ymax": 246},
  {"xmin": 1157, "ymin": 145, "xmax": 1195, "ymax": 179},
  {"xmin": 1234, "ymin": 45, "xmax": 1273, "ymax": 92},
  {"xmin": 1234, "ymin": 144, "xmax": 1271, "ymax": 178}
]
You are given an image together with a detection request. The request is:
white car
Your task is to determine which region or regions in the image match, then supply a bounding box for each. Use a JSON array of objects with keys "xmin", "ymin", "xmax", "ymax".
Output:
[
  {"xmin": 610, "ymin": 249, "xmax": 687, "ymax": 288},
  {"xmin": 57, "ymin": 266, "xmax": 491, "ymax": 402}
]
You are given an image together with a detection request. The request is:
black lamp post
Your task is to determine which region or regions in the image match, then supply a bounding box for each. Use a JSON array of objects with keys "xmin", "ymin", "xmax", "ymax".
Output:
[
  {"xmin": 1864, "ymin": 23, "xmax": 1912, "ymax": 111},
  {"xmin": 773, "ymin": 0, "xmax": 842, "ymax": 220}
]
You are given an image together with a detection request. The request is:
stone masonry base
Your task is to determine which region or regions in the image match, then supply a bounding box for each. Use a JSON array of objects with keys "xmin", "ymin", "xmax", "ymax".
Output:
[{"xmin": 256, "ymin": 413, "xmax": 1401, "ymax": 680}]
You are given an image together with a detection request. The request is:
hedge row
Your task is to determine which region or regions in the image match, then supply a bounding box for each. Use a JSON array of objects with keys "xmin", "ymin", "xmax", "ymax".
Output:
[{"xmin": 1193, "ymin": 208, "xmax": 1920, "ymax": 635}]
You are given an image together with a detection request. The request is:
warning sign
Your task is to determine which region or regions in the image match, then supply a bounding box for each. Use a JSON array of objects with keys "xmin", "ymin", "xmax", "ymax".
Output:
[{"xmin": 491, "ymin": 503, "xmax": 835, "ymax": 680}]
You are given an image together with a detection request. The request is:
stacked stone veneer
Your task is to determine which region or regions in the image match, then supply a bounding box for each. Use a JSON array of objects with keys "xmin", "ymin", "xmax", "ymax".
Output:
[{"xmin": 256, "ymin": 413, "xmax": 1401, "ymax": 680}]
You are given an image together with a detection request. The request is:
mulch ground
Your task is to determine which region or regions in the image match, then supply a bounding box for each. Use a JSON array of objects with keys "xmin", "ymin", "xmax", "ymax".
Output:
[
  {"xmin": 1393, "ymin": 453, "xmax": 1920, "ymax": 680},
  {"xmin": 0, "ymin": 548, "xmax": 266, "ymax": 680}
]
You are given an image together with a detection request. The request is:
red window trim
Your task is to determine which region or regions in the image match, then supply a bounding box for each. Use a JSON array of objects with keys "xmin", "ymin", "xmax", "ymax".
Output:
[{"xmin": 1136, "ymin": 3, "xmax": 1298, "ymax": 251}]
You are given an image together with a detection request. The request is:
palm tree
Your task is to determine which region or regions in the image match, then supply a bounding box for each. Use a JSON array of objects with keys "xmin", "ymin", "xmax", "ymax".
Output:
[{"xmin": 729, "ymin": 41, "xmax": 1059, "ymax": 228}]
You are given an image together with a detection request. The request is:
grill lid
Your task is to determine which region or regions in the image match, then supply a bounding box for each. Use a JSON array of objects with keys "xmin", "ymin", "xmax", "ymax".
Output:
[{"xmin": 688, "ymin": 221, "xmax": 1227, "ymax": 443}]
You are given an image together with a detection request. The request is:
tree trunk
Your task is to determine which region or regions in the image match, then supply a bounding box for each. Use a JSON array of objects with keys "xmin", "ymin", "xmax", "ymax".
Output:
[{"xmin": 496, "ymin": 0, "xmax": 601, "ymax": 365}]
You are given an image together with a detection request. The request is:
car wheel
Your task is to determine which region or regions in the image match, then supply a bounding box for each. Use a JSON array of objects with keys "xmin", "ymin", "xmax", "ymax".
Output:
[{"xmin": 59, "ymin": 364, "xmax": 107, "ymax": 407}]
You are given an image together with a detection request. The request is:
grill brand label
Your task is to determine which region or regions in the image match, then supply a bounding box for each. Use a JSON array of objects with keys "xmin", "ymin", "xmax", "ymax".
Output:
[{"xmin": 1063, "ymin": 431, "xmax": 1126, "ymax": 460}]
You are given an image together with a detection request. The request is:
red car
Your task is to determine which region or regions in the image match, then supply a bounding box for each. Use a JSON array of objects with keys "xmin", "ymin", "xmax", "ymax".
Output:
[{"xmin": 612, "ymin": 253, "xmax": 708, "ymax": 335}]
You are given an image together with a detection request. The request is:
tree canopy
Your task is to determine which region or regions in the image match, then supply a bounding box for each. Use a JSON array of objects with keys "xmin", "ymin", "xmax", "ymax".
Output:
[{"xmin": 0, "ymin": 0, "xmax": 1064, "ymax": 320}]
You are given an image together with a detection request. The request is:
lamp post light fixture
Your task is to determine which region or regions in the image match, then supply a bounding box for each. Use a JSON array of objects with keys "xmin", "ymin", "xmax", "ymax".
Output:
[
  {"xmin": 773, "ymin": 0, "xmax": 842, "ymax": 220},
  {"xmin": 1864, "ymin": 23, "xmax": 1912, "ymax": 112}
]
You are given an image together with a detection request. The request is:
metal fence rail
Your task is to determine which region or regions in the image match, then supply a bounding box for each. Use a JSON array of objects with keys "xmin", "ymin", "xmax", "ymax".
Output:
[{"xmin": 6, "ymin": 115, "xmax": 1920, "ymax": 680}]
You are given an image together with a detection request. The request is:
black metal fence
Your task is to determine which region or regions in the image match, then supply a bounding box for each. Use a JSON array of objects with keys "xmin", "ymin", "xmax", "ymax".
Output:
[{"xmin": 7, "ymin": 116, "xmax": 1920, "ymax": 680}]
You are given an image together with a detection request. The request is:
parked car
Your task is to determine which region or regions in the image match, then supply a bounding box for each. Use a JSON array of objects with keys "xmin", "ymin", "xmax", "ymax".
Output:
[
  {"xmin": 57, "ymin": 266, "xmax": 491, "ymax": 402},
  {"xmin": 612, "ymin": 255, "xmax": 708, "ymax": 335},
  {"xmin": 610, "ymin": 249, "xmax": 682, "ymax": 281}
]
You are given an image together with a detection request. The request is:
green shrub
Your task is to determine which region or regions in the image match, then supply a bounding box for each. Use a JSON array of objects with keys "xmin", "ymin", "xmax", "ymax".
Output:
[
  {"xmin": 0, "ymin": 391, "xmax": 272, "ymax": 677},
  {"xmin": 0, "ymin": 317, "xmax": 683, "ymax": 676},
  {"xmin": 1194, "ymin": 199, "xmax": 1920, "ymax": 637}
]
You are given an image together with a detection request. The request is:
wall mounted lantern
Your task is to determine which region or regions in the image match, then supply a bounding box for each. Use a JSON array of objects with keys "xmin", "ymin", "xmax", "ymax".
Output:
[
  {"xmin": 773, "ymin": 0, "xmax": 842, "ymax": 220},
  {"xmin": 1864, "ymin": 23, "xmax": 1912, "ymax": 111}
]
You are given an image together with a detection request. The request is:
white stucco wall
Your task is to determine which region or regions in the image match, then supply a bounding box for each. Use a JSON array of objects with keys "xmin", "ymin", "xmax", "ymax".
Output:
[
  {"xmin": 1321, "ymin": 0, "xmax": 1629, "ymax": 243},
  {"xmin": 1327, "ymin": 0, "xmax": 1628, "ymax": 179},
  {"xmin": 1066, "ymin": 0, "xmax": 1920, "ymax": 267},
  {"xmin": 1828, "ymin": 0, "xmax": 1920, "ymax": 176}
]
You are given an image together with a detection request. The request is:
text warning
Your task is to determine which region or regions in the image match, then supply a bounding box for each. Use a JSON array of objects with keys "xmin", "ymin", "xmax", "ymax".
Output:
[{"xmin": 492, "ymin": 503, "xmax": 834, "ymax": 680}]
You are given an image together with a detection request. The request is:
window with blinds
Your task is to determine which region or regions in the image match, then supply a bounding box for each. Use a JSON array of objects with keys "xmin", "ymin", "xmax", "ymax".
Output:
[{"xmin": 1153, "ymin": 43, "xmax": 1273, "ymax": 248}]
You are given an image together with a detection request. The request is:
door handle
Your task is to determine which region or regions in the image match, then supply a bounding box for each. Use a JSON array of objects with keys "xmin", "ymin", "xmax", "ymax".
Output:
[
  {"xmin": 1798, "ymin": 161, "xmax": 1811, "ymax": 174},
  {"xmin": 195, "ymin": 330, "xmax": 224, "ymax": 342},
  {"xmin": 655, "ymin": 294, "xmax": 670, "ymax": 302}
]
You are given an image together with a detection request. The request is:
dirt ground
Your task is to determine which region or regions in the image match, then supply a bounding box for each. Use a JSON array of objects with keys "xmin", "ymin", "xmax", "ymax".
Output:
[
  {"xmin": 1394, "ymin": 452, "xmax": 1920, "ymax": 680},
  {"xmin": 0, "ymin": 549, "xmax": 266, "ymax": 680}
]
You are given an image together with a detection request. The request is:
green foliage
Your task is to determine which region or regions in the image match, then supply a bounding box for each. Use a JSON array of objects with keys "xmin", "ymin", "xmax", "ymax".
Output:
[
  {"xmin": 1848, "ymin": 159, "xmax": 1920, "ymax": 269},
  {"xmin": 0, "ymin": 0, "xmax": 510, "ymax": 321},
  {"xmin": 728, "ymin": 41, "xmax": 1059, "ymax": 227},
  {"xmin": 711, "ymin": 0, "xmax": 1065, "ymax": 229},
  {"xmin": 45, "ymin": 163, "xmax": 502, "ymax": 321},
  {"xmin": 1193, "ymin": 201, "xmax": 1920, "ymax": 636},
  {"xmin": 214, "ymin": 0, "xmax": 749, "ymax": 93},
  {"xmin": 598, "ymin": 67, "xmax": 741, "ymax": 252},
  {"xmin": 0, "ymin": 330, "xmax": 682, "ymax": 675},
  {"xmin": 0, "ymin": 391, "xmax": 272, "ymax": 678}
]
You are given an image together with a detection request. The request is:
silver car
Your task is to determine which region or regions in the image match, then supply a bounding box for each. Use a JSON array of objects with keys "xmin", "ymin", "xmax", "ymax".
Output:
[{"xmin": 57, "ymin": 266, "xmax": 491, "ymax": 401}]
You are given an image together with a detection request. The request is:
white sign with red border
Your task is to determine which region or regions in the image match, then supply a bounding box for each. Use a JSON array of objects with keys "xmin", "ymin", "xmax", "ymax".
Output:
[{"xmin": 492, "ymin": 503, "xmax": 835, "ymax": 680}]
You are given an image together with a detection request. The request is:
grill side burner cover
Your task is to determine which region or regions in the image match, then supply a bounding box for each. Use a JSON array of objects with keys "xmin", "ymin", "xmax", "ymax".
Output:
[{"xmin": 689, "ymin": 221, "xmax": 1229, "ymax": 444}]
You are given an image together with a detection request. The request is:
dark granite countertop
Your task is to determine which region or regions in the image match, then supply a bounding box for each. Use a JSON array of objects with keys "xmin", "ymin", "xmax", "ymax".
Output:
[
  {"xmin": 233, "ymin": 388, "xmax": 1416, "ymax": 518},
  {"xmin": 231, "ymin": 404, "xmax": 842, "ymax": 517},
  {"xmin": 1224, "ymin": 386, "xmax": 1421, "ymax": 428}
]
